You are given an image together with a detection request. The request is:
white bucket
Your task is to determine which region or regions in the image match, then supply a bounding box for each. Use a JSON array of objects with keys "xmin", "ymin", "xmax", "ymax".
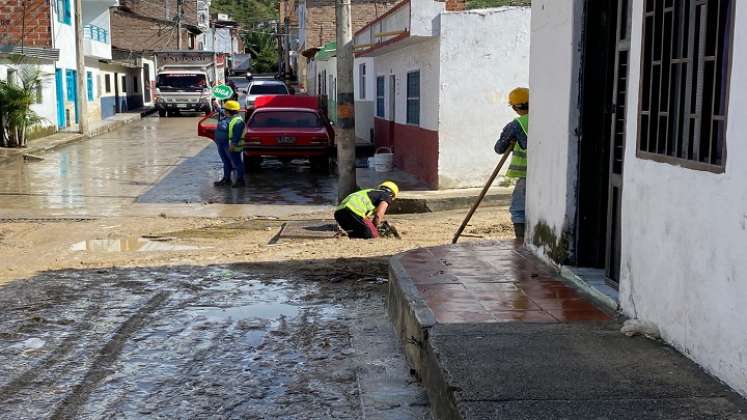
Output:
[
  {"xmin": 373, "ymin": 147, "xmax": 393, "ymax": 172},
  {"xmin": 367, "ymin": 157, "xmax": 375, "ymax": 169}
]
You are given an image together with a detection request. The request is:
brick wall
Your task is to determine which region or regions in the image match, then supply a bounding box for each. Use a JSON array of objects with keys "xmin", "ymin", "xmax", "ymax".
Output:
[
  {"xmin": 0, "ymin": 0, "xmax": 52, "ymax": 48},
  {"xmin": 304, "ymin": 0, "xmax": 396, "ymax": 50},
  {"xmin": 119, "ymin": 0, "xmax": 198, "ymax": 26},
  {"xmin": 443, "ymin": 0, "xmax": 466, "ymax": 11},
  {"xmin": 111, "ymin": 10, "xmax": 196, "ymax": 51}
]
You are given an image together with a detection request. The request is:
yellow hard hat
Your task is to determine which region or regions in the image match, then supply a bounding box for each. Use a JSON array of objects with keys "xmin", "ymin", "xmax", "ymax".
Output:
[
  {"xmin": 508, "ymin": 87, "xmax": 529, "ymax": 106},
  {"xmin": 379, "ymin": 181, "xmax": 400, "ymax": 198},
  {"xmin": 223, "ymin": 100, "xmax": 241, "ymax": 111}
]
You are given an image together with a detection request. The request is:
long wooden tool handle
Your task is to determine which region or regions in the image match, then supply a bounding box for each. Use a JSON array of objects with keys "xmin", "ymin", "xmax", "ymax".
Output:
[{"xmin": 452, "ymin": 142, "xmax": 515, "ymax": 244}]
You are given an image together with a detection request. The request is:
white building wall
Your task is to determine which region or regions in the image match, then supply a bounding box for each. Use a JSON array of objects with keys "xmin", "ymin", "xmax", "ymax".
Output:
[
  {"xmin": 437, "ymin": 7, "xmax": 530, "ymax": 188},
  {"xmin": 354, "ymin": 56, "xmax": 375, "ymax": 142},
  {"xmin": 52, "ymin": 4, "xmax": 77, "ymax": 70},
  {"xmin": 525, "ymin": 0, "xmax": 584, "ymax": 254},
  {"xmin": 619, "ymin": 1, "xmax": 747, "ymax": 397},
  {"xmin": 374, "ymin": 38, "xmax": 440, "ymax": 131}
]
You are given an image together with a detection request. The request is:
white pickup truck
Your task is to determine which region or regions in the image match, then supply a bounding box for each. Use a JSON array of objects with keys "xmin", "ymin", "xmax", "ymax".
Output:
[{"xmin": 154, "ymin": 51, "xmax": 226, "ymax": 117}]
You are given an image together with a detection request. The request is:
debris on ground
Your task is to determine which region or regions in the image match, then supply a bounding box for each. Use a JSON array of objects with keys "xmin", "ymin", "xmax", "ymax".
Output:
[
  {"xmin": 378, "ymin": 221, "xmax": 401, "ymax": 239},
  {"xmin": 621, "ymin": 319, "xmax": 661, "ymax": 340}
]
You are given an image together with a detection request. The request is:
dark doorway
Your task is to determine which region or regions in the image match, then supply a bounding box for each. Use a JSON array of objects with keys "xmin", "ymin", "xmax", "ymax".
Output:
[
  {"xmin": 143, "ymin": 64, "xmax": 152, "ymax": 103},
  {"xmin": 114, "ymin": 72, "xmax": 121, "ymax": 114},
  {"xmin": 576, "ymin": 0, "xmax": 631, "ymax": 286}
]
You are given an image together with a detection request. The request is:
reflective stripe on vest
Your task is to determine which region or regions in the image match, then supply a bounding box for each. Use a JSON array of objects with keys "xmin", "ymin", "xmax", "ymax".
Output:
[
  {"xmin": 506, "ymin": 114, "xmax": 528, "ymax": 179},
  {"xmin": 337, "ymin": 189, "xmax": 376, "ymax": 218},
  {"xmin": 227, "ymin": 115, "xmax": 245, "ymax": 149}
]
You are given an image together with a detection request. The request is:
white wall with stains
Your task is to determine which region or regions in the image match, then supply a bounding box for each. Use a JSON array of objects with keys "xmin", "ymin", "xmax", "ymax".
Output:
[
  {"xmin": 619, "ymin": 0, "xmax": 747, "ymax": 397},
  {"xmin": 437, "ymin": 7, "xmax": 530, "ymax": 189},
  {"xmin": 373, "ymin": 38, "xmax": 441, "ymax": 131},
  {"xmin": 525, "ymin": 0, "xmax": 584, "ymax": 254}
]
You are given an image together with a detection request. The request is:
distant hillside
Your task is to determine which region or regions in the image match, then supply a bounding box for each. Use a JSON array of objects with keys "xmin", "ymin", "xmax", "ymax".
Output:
[{"xmin": 211, "ymin": 0, "xmax": 278, "ymax": 28}]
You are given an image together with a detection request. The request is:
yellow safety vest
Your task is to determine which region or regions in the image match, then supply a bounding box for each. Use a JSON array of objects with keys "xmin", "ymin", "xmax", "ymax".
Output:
[
  {"xmin": 506, "ymin": 114, "xmax": 528, "ymax": 178},
  {"xmin": 227, "ymin": 115, "xmax": 245, "ymax": 150},
  {"xmin": 337, "ymin": 189, "xmax": 377, "ymax": 218}
]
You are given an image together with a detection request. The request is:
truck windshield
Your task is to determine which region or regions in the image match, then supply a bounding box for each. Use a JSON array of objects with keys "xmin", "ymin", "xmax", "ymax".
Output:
[
  {"xmin": 249, "ymin": 111, "xmax": 322, "ymax": 129},
  {"xmin": 249, "ymin": 84, "xmax": 288, "ymax": 95},
  {"xmin": 157, "ymin": 74, "xmax": 207, "ymax": 91}
]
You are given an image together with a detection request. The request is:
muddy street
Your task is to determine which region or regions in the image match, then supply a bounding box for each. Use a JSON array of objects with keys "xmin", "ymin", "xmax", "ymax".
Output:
[
  {"xmin": 0, "ymin": 260, "xmax": 430, "ymax": 420},
  {"xmin": 0, "ymin": 114, "xmax": 515, "ymax": 419}
]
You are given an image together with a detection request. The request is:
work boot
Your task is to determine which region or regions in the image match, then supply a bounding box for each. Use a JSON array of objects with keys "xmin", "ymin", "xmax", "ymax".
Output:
[
  {"xmin": 513, "ymin": 223, "xmax": 526, "ymax": 240},
  {"xmin": 231, "ymin": 179, "xmax": 246, "ymax": 188},
  {"xmin": 213, "ymin": 178, "xmax": 230, "ymax": 187}
]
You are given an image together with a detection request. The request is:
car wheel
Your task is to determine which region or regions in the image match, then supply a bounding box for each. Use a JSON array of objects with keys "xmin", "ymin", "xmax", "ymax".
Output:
[
  {"xmin": 158, "ymin": 109, "xmax": 167, "ymax": 117},
  {"xmin": 244, "ymin": 157, "xmax": 263, "ymax": 172},
  {"xmin": 310, "ymin": 157, "xmax": 330, "ymax": 174}
]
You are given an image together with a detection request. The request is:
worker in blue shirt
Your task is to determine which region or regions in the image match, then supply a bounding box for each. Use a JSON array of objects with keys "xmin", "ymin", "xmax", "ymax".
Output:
[{"xmin": 213, "ymin": 100, "xmax": 246, "ymax": 188}]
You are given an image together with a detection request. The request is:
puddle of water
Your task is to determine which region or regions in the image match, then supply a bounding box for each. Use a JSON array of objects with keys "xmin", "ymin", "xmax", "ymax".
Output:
[
  {"xmin": 70, "ymin": 237, "xmax": 200, "ymax": 252},
  {"xmin": 195, "ymin": 303, "xmax": 299, "ymax": 322}
]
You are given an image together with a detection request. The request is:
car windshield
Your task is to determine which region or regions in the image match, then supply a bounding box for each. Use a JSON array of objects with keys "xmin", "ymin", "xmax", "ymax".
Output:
[
  {"xmin": 157, "ymin": 74, "xmax": 207, "ymax": 91},
  {"xmin": 249, "ymin": 111, "xmax": 322, "ymax": 129},
  {"xmin": 249, "ymin": 84, "xmax": 288, "ymax": 95}
]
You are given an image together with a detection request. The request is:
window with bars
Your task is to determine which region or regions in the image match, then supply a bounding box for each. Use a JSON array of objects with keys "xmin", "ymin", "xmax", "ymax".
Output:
[
  {"xmin": 376, "ymin": 76, "xmax": 385, "ymax": 118},
  {"xmin": 406, "ymin": 71, "xmax": 420, "ymax": 126},
  {"xmin": 637, "ymin": 0, "xmax": 733, "ymax": 172},
  {"xmin": 359, "ymin": 64, "xmax": 366, "ymax": 100}
]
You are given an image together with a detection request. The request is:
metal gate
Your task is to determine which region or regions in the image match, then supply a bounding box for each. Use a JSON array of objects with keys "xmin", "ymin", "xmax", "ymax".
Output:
[{"xmin": 605, "ymin": 0, "xmax": 632, "ymax": 283}]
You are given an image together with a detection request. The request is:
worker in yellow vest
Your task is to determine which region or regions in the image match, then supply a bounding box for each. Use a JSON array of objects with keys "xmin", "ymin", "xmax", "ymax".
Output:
[
  {"xmin": 213, "ymin": 100, "xmax": 246, "ymax": 188},
  {"xmin": 334, "ymin": 182, "xmax": 399, "ymax": 239},
  {"xmin": 494, "ymin": 87, "xmax": 529, "ymax": 239}
]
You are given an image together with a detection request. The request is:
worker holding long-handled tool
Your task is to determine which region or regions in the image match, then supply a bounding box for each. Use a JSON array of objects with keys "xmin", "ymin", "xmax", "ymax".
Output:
[
  {"xmin": 495, "ymin": 87, "xmax": 529, "ymax": 239},
  {"xmin": 452, "ymin": 87, "xmax": 529, "ymax": 244}
]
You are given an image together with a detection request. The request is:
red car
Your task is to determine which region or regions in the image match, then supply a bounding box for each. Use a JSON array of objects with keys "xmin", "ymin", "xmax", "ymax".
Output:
[{"xmin": 197, "ymin": 96, "xmax": 335, "ymax": 172}]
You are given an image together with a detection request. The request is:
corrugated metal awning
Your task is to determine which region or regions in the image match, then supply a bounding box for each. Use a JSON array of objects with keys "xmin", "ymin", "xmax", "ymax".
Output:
[{"xmin": 0, "ymin": 45, "xmax": 60, "ymax": 62}]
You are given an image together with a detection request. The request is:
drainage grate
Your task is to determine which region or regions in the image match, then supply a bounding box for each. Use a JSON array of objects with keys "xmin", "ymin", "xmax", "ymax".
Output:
[{"xmin": 0, "ymin": 217, "xmax": 97, "ymax": 223}]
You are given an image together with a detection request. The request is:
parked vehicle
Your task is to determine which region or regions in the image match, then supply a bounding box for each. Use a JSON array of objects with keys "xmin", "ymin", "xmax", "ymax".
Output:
[
  {"xmin": 197, "ymin": 96, "xmax": 335, "ymax": 173},
  {"xmin": 154, "ymin": 51, "xmax": 226, "ymax": 117},
  {"xmin": 243, "ymin": 80, "xmax": 289, "ymax": 110},
  {"xmin": 231, "ymin": 54, "xmax": 253, "ymax": 76}
]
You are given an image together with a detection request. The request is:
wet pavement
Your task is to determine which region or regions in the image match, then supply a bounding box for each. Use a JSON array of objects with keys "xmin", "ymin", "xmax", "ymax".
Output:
[
  {"xmin": 0, "ymin": 261, "xmax": 430, "ymax": 419},
  {"xmin": 0, "ymin": 115, "xmax": 337, "ymax": 217},
  {"xmin": 137, "ymin": 148, "xmax": 337, "ymax": 206},
  {"xmin": 388, "ymin": 241, "xmax": 747, "ymax": 419},
  {"xmin": 399, "ymin": 241, "xmax": 611, "ymax": 323}
]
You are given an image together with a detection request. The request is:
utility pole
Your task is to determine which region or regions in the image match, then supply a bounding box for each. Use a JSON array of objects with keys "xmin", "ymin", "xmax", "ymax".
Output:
[
  {"xmin": 74, "ymin": 0, "xmax": 89, "ymax": 135},
  {"xmin": 276, "ymin": 21, "xmax": 282, "ymax": 75},
  {"xmin": 284, "ymin": 19, "xmax": 291, "ymax": 79},
  {"xmin": 335, "ymin": 0, "xmax": 356, "ymax": 200},
  {"xmin": 176, "ymin": 0, "xmax": 183, "ymax": 49}
]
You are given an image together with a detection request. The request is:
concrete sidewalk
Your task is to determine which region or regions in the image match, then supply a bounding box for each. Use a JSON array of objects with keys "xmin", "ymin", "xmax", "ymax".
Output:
[
  {"xmin": 0, "ymin": 108, "xmax": 155, "ymax": 165},
  {"xmin": 388, "ymin": 241, "xmax": 747, "ymax": 420}
]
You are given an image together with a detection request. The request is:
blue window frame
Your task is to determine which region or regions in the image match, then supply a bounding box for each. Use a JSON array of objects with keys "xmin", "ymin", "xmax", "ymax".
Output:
[
  {"xmin": 406, "ymin": 71, "xmax": 420, "ymax": 126},
  {"xmin": 86, "ymin": 71, "xmax": 94, "ymax": 102},
  {"xmin": 376, "ymin": 76, "xmax": 385, "ymax": 118},
  {"xmin": 65, "ymin": 70, "xmax": 76, "ymax": 101},
  {"xmin": 57, "ymin": 0, "xmax": 71, "ymax": 25}
]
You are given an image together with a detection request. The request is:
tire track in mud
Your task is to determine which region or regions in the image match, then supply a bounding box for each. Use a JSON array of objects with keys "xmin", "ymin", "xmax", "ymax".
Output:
[
  {"xmin": 0, "ymin": 304, "xmax": 103, "ymax": 402},
  {"xmin": 51, "ymin": 291, "xmax": 170, "ymax": 420}
]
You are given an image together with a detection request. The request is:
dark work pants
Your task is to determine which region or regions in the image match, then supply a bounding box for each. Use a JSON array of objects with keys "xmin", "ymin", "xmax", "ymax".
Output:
[
  {"xmin": 334, "ymin": 208, "xmax": 378, "ymax": 239},
  {"xmin": 216, "ymin": 140, "xmax": 244, "ymax": 181}
]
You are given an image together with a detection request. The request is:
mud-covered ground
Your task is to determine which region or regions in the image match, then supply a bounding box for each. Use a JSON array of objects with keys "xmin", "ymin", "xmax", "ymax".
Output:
[
  {"xmin": 0, "ymin": 207, "xmax": 513, "ymax": 419},
  {"xmin": 0, "ymin": 260, "xmax": 424, "ymax": 420}
]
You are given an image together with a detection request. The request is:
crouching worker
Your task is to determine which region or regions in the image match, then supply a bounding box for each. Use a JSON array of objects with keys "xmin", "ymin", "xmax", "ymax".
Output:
[
  {"xmin": 213, "ymin": 100, "xmax": 246, "ymax": 188},
  {"xmin": 334, "ymin": 182, "xmax": 399, "ymax": 239}
]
